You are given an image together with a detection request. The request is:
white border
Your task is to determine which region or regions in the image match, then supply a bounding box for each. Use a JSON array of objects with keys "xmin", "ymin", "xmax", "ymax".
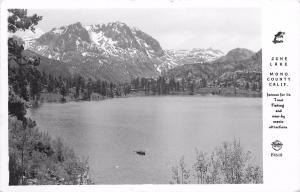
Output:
[
  {"xmin": 0, "ymin": 0, "xmax": 9, "ymax": 190},
  {"xmin": 262, "ymin": 1, "xmax": 300, "ymax": 190},
  {"xmin": 1, "ymin": 0, "xmax": 300, "ymax": 192}
]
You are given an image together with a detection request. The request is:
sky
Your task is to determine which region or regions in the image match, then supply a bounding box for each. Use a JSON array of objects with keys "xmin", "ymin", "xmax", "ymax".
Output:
[{"xmin": 28, "ymin": 8, "xmax": 261, "ymax": 53}]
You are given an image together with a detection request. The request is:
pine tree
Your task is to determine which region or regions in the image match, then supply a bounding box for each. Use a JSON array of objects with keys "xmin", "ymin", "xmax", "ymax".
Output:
[
  {"xmin": 87, "ymin": 78, "xmax": 93, "ymax": 98},
  {"xmin": 8, "ymin": 9, "xmax": 42, "ymax": 120},
  {"xmin": 245, "ymin": 82, "xmax": 250, "ymax": 90},
  {"xmin": 8, "ymin": 9, "xmax": 42, "ymax": 33},
  {"xmin": 60, "ymin": 84, "xmax": 67, "ymax": 100}
]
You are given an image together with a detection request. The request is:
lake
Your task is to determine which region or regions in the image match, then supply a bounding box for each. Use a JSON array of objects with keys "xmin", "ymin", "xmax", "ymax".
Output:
[{"xmin": 29, "ymin": 96, "xmax": 262, "ymax": 184}]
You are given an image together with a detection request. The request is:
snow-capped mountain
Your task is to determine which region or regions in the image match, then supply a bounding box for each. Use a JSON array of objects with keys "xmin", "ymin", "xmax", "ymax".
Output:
[
  {"xmin": 31, "ymin": 21, "xmax": 164, "ymax": 60},
  {"xmin": 84, "ymin": 23, "xmax": 164, "ymax": 58},
  {"xmin": 23, "ymin": 22, "xmax": 163, "ymax": 82},
  {"xmin": 157, "ymin": 48, "xmax": 224, "ymax": 73},
  {"xmin": 21, "ymin": 21, "xmax": 224, "ymax": 82}
]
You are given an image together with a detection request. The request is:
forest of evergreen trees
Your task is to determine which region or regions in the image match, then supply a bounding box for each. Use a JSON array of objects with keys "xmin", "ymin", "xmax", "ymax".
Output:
[
  {"xmin": 36, "ymin": 74, "xmax": 187, "ymax": 101},
  {"xmin": 33, "ymin": 71, "xmax": 261, "ymax": 103}
]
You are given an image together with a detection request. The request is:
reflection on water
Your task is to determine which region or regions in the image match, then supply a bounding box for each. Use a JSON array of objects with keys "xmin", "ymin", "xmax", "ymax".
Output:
[{"xmin": 29, "ymin": 96, "xmax": 262, "ymax": 184}]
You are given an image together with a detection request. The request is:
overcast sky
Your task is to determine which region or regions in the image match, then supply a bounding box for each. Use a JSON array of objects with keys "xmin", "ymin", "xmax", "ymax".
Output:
[{"xmin": 28, "ymin": 8, "xmax": 261, "ymax": 53}]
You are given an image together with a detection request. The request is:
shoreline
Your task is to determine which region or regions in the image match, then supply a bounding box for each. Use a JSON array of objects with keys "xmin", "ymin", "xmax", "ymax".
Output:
[{"xmin": 31, "ymin": 87, "xmax": 261, "ymax": 107}]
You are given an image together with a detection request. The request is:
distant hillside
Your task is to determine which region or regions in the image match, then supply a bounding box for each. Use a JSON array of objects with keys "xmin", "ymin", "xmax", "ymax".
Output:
[
  {"xmin": 167, "ymin": 48, "xmax": 262, "ymax": 90},
  {"xmin": 211, "ymin": 49, "xmax": 262, "ymax": 76},
  {"xmin": 215, "ymin": 48, "xmax": 254, "ymax": 63}
]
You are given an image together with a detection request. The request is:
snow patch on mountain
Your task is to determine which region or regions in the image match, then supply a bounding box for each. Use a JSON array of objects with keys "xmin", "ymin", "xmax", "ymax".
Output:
[
  {"xmin": 52, "ymin": 27, "xmax": 65, "ymax": 35},
  {"xmin": 156, "ymin": 48, "xmax": 225, "ymax": 72}
]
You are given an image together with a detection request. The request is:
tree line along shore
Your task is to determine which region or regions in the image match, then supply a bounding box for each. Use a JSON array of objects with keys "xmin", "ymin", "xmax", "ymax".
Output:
[{"xmin": 32, "ymin": 73, "xmax": 261, "ymax": 105}]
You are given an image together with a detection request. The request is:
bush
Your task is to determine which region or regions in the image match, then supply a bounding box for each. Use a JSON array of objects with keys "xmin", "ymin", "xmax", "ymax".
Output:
[
  {"xmin": 170, "ymin": 138, "xmax": 262, "ymax": 184},
  {"xmin": 170, "ymin": 156, "xmax": 190, "ymax": 184}
]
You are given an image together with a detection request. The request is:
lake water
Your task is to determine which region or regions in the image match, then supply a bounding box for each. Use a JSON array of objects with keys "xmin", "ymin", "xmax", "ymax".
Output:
[{"xmin": 29, "ymin": 96, "xmax": 262, "ymax": 184}]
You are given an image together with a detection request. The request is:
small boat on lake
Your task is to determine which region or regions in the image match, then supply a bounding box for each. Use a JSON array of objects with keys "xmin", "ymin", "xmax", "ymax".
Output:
[{"xmin": 134, "ymin": 150, "xmax": 146, "ymax": 156}]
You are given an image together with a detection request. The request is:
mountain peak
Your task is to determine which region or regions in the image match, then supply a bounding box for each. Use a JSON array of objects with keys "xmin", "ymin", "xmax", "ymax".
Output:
[
  {"xmin": 69, "ymin": 21, "xmax": 83, "ymax": 28},
  {"xmin": 108, "ymin": 21, "xmax": 127, "ymax": 27},
  {"xmin": 226, "ymin": 48, "xmax": 254, "ymax": 58}
]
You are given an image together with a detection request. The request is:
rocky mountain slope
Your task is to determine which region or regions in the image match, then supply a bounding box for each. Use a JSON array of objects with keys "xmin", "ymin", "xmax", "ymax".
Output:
[
  {"xmin": 158, "ymin": 48, "xmax": 224, "ymax": 73},
  {"xmin": 19, "ymin": 21, "xmax": 224, "ymax": 82},
  {"xmin": 23, "ymin": 22, "xmax": 162, "ymax": 82},
  {"xmin": 211, "ymin": 48, "xmax": 261, "ymax": 74},
  {"xmin": 23, "ymin": 50, "xmax": 73, "ymax": 78},
  {"xmin": 167, "ymin": 48, "xmax": 262, "ymax": 88}
]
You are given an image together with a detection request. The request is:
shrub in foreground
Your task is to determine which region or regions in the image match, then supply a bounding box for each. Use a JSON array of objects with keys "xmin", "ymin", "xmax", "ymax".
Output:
[{"xmin": 170, "ymin": 138, "xmax": 263, "ymax": 184}]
